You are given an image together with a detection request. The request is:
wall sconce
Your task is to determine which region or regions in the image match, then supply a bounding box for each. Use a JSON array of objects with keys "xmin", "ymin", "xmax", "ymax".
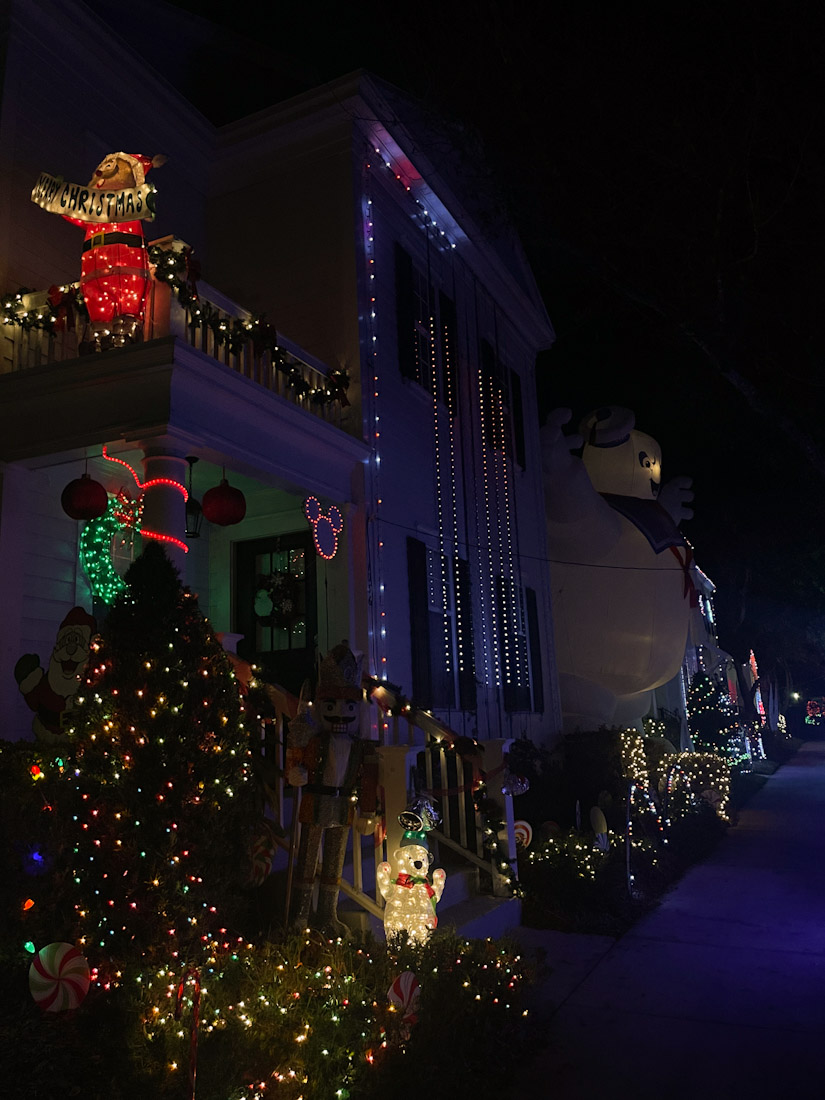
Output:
[{"xmin": 184, "ymin": 456, "xmax": 203, "ymax": 539}]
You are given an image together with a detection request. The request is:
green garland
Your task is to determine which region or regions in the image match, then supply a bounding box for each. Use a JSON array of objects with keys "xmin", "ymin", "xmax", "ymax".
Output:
[
  {"xmin": 148, "ymin": 245, "xmax": 350, "ymax": 406},
  {"xmin": 362, "ymin": 678, "xmax": 522, "ymax": 899},
  {"xmin": 79, "ymin": 497, "xmax": 141, "ymax": 606},
  {"xmin": 1, "ymin": 286, "xmax": 88, "ymax": 333}
]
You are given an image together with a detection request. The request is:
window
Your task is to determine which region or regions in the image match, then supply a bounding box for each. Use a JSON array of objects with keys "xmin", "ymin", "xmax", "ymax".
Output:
[
  {"xmin": 480, "ymin": 339, "xmax": 526, "ymax": 469},
  {"xmin": 395, "ymin": 242, "xmax": 458, "ymax": 410},
  {"xmin": 407, "ymin": 537, "xmax": 476, "ymax": 711},
  {"xmin": 496, "ymin": 577, "xmax": 543, "ymax": 712},
  {"xmin": 234, "ymin": 531, "xmax": 317, "ymax": 695}
]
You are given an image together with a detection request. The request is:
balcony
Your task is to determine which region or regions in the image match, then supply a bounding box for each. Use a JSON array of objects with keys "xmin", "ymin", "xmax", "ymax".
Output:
[{"xmin": 1, "ymin": 236, "xmax": 354, "ymax": 436}]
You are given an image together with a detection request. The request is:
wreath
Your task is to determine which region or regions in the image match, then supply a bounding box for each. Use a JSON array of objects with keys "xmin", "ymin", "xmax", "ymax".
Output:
[{"xmin": 254, "ymin": 571, "xmax": 302, "ymax": 630}]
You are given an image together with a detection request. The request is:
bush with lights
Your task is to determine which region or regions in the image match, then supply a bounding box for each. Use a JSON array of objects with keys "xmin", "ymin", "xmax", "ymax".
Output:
[
  {"xmin": 0, "ymin": 545, "xmax": 536, "ymax": 1098},
  {"xmin": 515, "ymin": 727, "xmax": 738, "ymax": 934}
]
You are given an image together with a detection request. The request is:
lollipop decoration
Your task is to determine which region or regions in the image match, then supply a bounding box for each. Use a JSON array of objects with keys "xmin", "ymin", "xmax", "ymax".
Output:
[
  {"xmin": 175, "ymin": 968, "xmax": 201, "ymax": 1100},
  {"xmin": 388, "ymin": 970, "xmax": 420, "ymax": 1039},
  {"xmin": 590, "ymin": 806, "xmax": 610, "ymax": 852},
  {"xmin": 513, "ymin": 820, "xmax": 533, "ymax": 850},
  {"xmin": 29, "ymin": 942, "xmax": 90, "ymax": 1012},
  {"xmin": 247, "ymin": 822, "xmax": 277, "ymax": 887},
  {"xmin": 500, "ymin": 766, "xmax": 530, "ymax": 797}
]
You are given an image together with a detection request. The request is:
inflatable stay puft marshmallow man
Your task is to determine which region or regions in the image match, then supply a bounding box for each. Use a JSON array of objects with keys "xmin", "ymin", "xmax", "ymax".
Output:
[{"xmin": 542, "ymin": 406, "xmax": 695, "ymax": 733}]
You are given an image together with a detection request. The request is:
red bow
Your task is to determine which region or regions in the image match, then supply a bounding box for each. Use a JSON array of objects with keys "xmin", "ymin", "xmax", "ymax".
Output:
[{"xmin": 394, "ymin": 873, "xmax": 435, "ymax": 899}]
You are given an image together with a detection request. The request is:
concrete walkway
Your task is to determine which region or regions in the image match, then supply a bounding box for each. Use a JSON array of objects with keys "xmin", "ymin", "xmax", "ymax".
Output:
[{"xmin": 510, "ymin": 740, "xmax": 825, "ymax": 1099}]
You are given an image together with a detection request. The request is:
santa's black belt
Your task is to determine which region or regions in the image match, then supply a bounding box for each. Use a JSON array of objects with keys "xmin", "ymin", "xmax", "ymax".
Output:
[
  {"xmin": 304, "ymin": 783, "xmax": 354, "ymax": 797},
  {"xmin": 83, "ymin": 232, "xmax": 145, "ymax": 251}
]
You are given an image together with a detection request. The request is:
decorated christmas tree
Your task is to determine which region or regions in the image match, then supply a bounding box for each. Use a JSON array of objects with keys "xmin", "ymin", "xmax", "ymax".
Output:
[
  {"xmin": 53, "ymin": 542, "xmax": 256, "ymax": 984},
  {"xmin": 687, "ymin": 672, "xmax": 741, "ymax": 761}
]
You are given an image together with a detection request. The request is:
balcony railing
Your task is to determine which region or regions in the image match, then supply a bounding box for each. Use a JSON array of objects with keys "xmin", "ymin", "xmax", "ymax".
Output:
[{"xmin": 1, "ymin": 237, "xmax": 352, "ymax": 432}]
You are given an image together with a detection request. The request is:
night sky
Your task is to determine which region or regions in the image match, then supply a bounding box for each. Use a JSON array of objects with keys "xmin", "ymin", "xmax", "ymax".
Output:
[{"xmin": 91, "ymin": 0, "xmax": 825, "ymax": 694}]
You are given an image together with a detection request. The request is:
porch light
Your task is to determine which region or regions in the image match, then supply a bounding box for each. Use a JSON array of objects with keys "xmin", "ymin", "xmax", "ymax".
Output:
[{"xmin": 184, "ymin": 457, "xmax": 203, "ymax": 539}]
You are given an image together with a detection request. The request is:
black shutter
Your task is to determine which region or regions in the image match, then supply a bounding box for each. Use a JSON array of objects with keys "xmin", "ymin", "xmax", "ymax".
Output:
[
  {"xmin": 510, "ymin": 369, "xmax": 526, "ymax": 469},
  {"xmin": 525, "ymin": 587, "xmax": 544, "ymax": 713},
  {"xmin": 395, "ymin": 243, "xmax": 416, "ymax": 381},
  {"xmin": 480, "ymin": 339, "xmax": 497, "ymax": 450},
  {"xmin": 455, "ymin": 556, "xmax": 477, "ymax": 711},
  {"xmin": 439, "ymin": 290, "xmax": 458, "ymax": 412},
  {"xmin": 407, "ymin": 537, "xmax": 432, "ymax": 701},
  {"xmin": 498, "ymin": 574, "xmax": 532, "ymax": 713}
]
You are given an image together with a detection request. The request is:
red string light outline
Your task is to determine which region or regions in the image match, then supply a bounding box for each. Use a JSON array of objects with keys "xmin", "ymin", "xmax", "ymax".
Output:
[{"xmin": 102, "ymin": 444, "xmax": 189, "ymax": 553}]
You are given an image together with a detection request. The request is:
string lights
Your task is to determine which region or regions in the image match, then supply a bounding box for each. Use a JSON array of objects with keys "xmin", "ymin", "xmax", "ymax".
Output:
[
  {"xmin": 101, "ymin": 444, "xmax": 189, "ymax": 554},
  {"xmin": 361, "ymin": 160, "xmax": 389, "ymax": 701}
]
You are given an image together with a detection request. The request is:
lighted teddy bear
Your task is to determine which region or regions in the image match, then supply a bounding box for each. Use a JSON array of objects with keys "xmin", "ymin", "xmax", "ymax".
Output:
[
  {"xmin": 542, "ymin": 406, "xmax": 695, "ymax": 733},
  {"xmin": 378, "ymin": 816, "xmax": 446, "ymax": 944}
]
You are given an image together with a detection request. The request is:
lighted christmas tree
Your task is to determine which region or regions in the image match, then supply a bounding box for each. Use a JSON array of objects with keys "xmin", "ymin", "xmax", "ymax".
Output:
[
  {"xmin": 55, "ymin": 542, "xmax": 256, "ymax": 984},
  {"xmin": 687, "ymin": 672, "xmax": 741, "ymax": 760}
]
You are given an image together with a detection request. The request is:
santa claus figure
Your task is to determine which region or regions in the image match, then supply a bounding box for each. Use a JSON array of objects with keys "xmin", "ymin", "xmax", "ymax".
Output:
[
  {"xmin": 62, "ymin": 151, "xmax": 165, "ymax": 347},
  {"xmin": 15, "ymin": 607, "xmax": 97, "ymax": 743}
]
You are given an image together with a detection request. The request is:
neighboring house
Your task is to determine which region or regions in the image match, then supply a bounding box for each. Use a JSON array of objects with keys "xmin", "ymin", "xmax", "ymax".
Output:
[{"xmin": 0, "ymin": 1, "xmax": 559, "ymax": 930}]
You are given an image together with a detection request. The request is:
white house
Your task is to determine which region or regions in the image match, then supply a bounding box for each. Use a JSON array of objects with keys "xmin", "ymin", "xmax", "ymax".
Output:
[{"xmin": 0, "ymin": 0, "xmax": 560, "ymax": 929}]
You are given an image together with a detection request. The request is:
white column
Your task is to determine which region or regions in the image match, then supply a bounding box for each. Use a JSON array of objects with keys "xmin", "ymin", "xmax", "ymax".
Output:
[{"xmin": 140, "ymin": 451, "xmax": 188, "ymax": 576}]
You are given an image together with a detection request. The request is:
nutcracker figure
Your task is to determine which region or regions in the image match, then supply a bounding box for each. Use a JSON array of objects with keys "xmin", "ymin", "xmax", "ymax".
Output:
[{"xmin": 286, "ymin": 642, "xmax": 379, "ymax": 938}]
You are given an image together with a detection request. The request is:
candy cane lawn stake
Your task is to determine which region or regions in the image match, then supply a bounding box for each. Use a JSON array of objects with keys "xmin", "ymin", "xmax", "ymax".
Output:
[{"xmin": 175, "ymin": 967, "xmax": 201, "ymax": 1100}]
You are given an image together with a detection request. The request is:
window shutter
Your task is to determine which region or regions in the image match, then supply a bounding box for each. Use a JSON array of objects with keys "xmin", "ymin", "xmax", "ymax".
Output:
[
  {"xmin": 407, "ymin": 536, "xmax": 432, "ymax": 701},
  {"xmin": 498, "ymin": 574, "xmax": 532, "ymax": 712},
  {"xmin": 480, "ymin": 339, "xmax": 497, "ymax": 450},
  {"xmin": 439, "ymin": 290, "xmax": 458, "ymax": 412},
  {"xmin": 525, "ymin": 586, "xmax": 543, "ymax": 713},
  {"xmin": 510, "ymin": 369, "xmax": 526, "ymax": 469},
  {"xmin": 394, "ymin": 243, "xmax": 416, "ymax": 381},
  {"xmin": 455, "ymin": 555, "xmax": 477, "ymax": 711}
]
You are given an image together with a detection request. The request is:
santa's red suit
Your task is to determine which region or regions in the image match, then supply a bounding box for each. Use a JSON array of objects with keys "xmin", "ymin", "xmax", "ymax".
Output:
[
  {"xmin": 15, "ymin": 606, "xmax": 96, "ymax": 743},
  {"xmin": 63, "ymin": 152, "xmax": 159, "ymax": 341}
]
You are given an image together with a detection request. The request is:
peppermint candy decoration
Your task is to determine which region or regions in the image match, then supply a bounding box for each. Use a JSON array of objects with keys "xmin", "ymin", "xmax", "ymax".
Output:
[
  {"xmin": 513, "ymin": 820, "xmax": 533, "ymax": 850},
  {"xmin": 388, "ymin": 970, "xmax": 420, "ymax": 1023},
  {"xmin": 29, "ymin": 942, "xmax": 90, "ymax": 1011}
]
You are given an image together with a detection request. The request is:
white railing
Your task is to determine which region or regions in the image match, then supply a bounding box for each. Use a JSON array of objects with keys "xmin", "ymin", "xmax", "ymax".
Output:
[
  {"xmin": 1, "ymin": 239, "xmax": 352, "ymax": 433},
  {"xmin": 258, "ymin": 681, "xmax": 519, "ymax": 928}
]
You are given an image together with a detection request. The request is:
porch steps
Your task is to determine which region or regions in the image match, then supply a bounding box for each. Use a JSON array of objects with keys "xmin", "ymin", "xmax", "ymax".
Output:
[{"xmin": 338, "ymin": 888, "xmax": 521, "ymax": 941}]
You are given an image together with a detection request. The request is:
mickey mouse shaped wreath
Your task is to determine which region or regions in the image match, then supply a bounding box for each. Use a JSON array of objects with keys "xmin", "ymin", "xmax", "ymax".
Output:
[{"xmin": 377, "ymin": 813, "xmax": 446, "ymax": 944}]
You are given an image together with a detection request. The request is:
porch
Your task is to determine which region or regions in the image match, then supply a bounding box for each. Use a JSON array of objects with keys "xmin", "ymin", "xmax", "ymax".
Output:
[{"xmin": 256, "ymin": 682, "xmax": 522, "ymax": 939}]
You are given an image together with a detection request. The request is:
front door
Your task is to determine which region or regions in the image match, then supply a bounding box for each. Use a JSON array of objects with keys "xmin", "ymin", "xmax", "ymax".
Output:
[{"xmin": 234, "ymin": 531, "xmax": 317, "ymax": 695}]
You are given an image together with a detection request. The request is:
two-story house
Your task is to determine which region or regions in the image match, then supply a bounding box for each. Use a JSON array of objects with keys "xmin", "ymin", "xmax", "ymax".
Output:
[{"xmin": 0, "ymin": 0, "xmax": 559, "ymax": 929}]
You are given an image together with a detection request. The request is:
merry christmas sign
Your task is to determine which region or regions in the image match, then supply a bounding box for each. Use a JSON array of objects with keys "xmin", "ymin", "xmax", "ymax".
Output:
[{"xmin": 31, "ymin": 171, "xmax": 156, "ymax": 223}]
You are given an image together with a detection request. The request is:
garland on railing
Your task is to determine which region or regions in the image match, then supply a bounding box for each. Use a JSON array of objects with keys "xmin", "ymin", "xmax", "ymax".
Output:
[
  {"xmin": 1, "ymin": 285, "xmax": 88, "ymax": 333},
  {"xmin": 148, "ymin": 244, "xmax": 351, "ymax": 407},
  {"xmin": 364, "ymin": 677, "xmax": 523, "ymax": 898}
]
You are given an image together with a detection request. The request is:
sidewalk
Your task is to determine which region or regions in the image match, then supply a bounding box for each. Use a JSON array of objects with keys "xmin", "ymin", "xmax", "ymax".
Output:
[{"xmin": 509, "ymin": 740, "xmax": 825, "ymax": 1099}]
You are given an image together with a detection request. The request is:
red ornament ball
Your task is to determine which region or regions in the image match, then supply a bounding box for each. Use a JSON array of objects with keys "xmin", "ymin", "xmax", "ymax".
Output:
[
  {"xmin": 202, "ymin": 478, "xmax": 246, "ymax": 526},
  {"xmin": 61, "ymin": 473, "xmax": 108, "ymax": 520}
]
